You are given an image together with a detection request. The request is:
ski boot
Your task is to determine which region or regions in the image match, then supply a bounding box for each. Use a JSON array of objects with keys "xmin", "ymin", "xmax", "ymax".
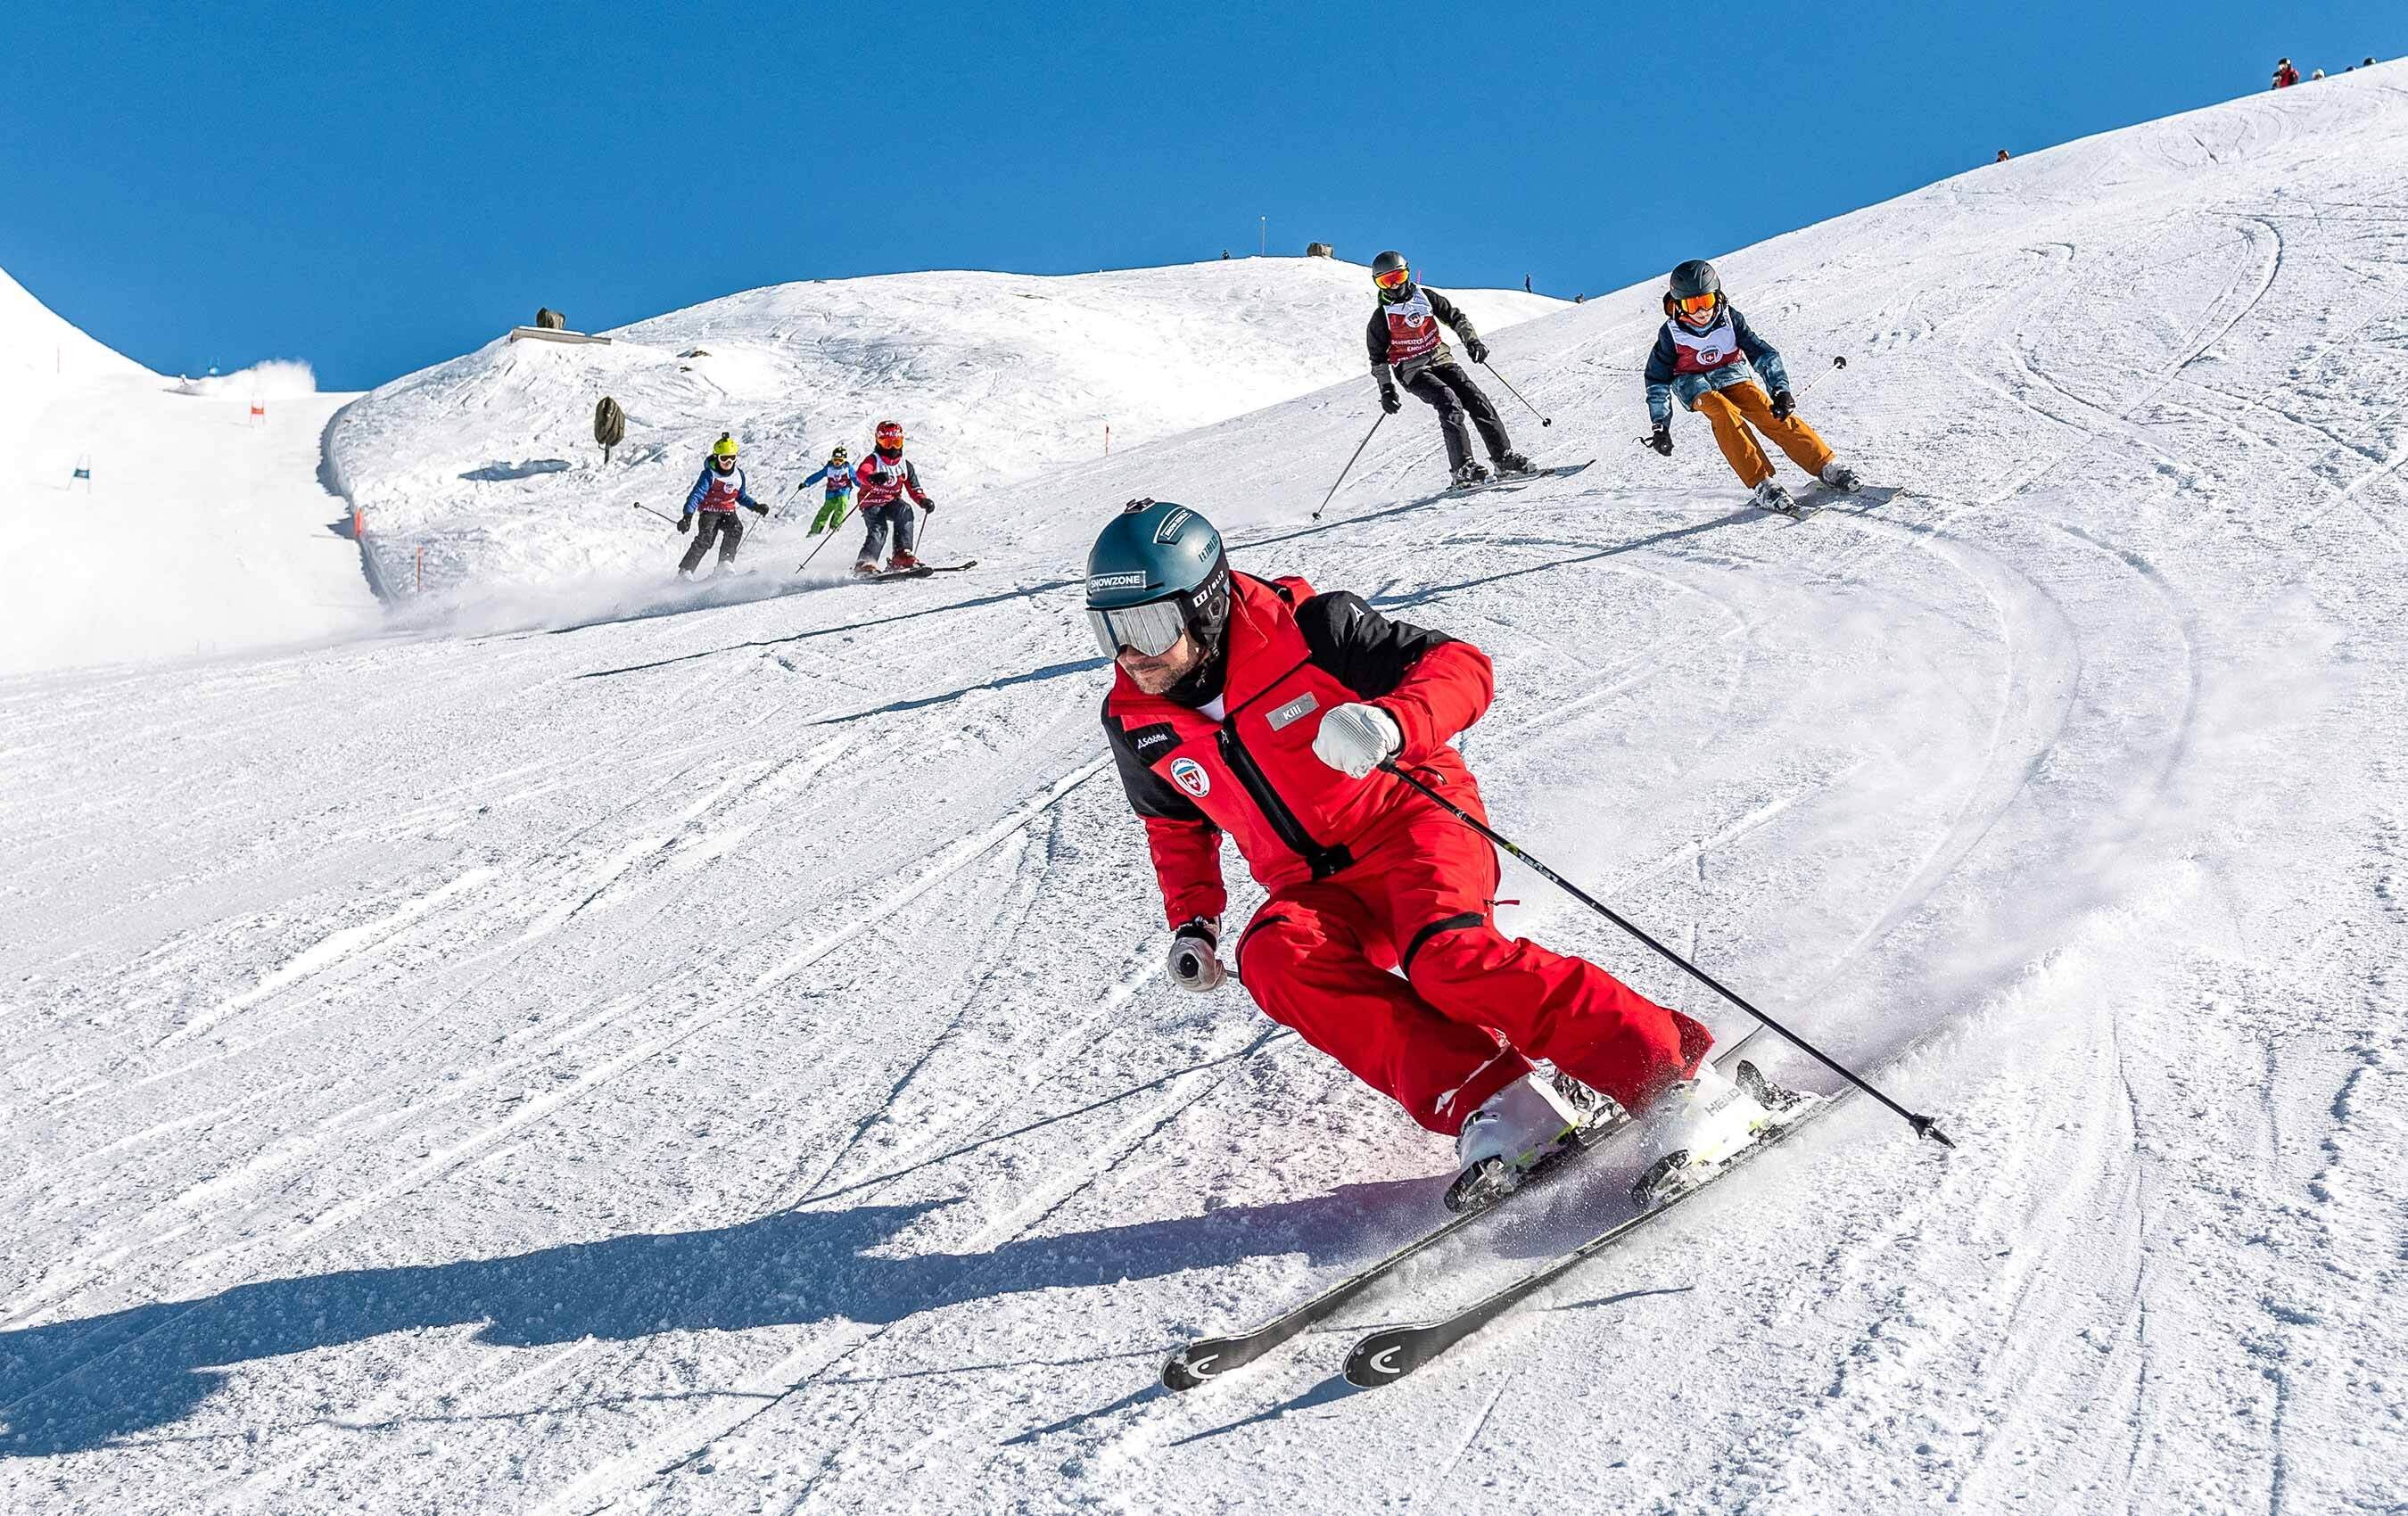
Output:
[
  {"xmin": 1629, "ymin": 1059, "xmax": 1813, "ymax": 1206},
  {"xmin": 1494, "ymin": 450, "xmax": 1537, "ymax": 478},
  {"xmin": 1818, "ymin": 461, "xmax": 1860, "ymax": 494},
  {"xmin": 1445, "ymin": 1072, "xmax": 1622, "ymax": 1213},
  {"xmin": 854, "ymin": 556, "xmax": 881, "ymax": 578},
  {"xmin": 1750, "ymin": 480, "xmax": 1800, "ymax": 516},
  {"xmin": 1451, "ymin": 461, "xmax": 1491, "ymax": 489},
  {"xmin": 887, "ymin": 550, "xmax": 919, "ymax": 573}
]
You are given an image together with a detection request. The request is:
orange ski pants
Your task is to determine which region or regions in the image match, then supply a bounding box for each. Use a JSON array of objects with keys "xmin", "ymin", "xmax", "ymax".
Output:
[{"xmin": 1691, "ymin": 381, "xmax": 1834, "ymax": 488}]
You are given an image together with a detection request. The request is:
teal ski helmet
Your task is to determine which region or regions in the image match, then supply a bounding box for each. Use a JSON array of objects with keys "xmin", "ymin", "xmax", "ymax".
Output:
[{"xmin": 1086, "ymin": 498, "xmax": 1233, "ymax": 659}]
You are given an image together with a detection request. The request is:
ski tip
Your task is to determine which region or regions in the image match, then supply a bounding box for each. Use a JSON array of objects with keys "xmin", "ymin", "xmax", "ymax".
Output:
[
  {"xmin": 1159, "ymin": 1340, "xmax": 1235, "ymax": 1391},
  {"xmin": 1342, "ymin": 1334, "xmax": 1422, "ymax": 1388},
  {"xmin": 1159, "ymin": 1356, "xmax": 1204, "ymax": 1393}
]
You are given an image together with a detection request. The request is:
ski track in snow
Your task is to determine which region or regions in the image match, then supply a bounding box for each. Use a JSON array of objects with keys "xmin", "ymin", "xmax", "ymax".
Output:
[{"xmin": 6, "ymin": 70, "xmax": 2408, "ymax": 1515}]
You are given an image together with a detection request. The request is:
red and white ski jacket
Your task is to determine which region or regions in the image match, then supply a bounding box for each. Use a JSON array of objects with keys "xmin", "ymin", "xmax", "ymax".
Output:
[
  {"xmin": 854, "ymin": 453, "xmax": 932, "ymax": 508},
  {"xmin": 1103, "ymin": 573, "xmax": 1495, "ymax": 927}
]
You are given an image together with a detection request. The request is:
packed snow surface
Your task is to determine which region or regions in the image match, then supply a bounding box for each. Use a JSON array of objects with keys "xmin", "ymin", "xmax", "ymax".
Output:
[
  {"xmin": 6, "ymin": 70, "xmax": 2408, "ymax": 1513},
  {"xmin": 326, "ymin": 258, "xmax": 1559, "ymax": 590}
]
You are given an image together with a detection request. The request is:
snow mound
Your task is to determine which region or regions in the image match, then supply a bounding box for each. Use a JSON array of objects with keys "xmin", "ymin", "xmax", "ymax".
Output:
[{"xmin": 328, "ymin": 258, "xmax": 1560, "ymax": 589}]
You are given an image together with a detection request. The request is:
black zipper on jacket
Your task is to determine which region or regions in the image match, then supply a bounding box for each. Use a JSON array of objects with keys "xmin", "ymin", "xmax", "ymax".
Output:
[{"xmin": 1215, "ymin": 663, "xmax": 1354, "ymax": 880}]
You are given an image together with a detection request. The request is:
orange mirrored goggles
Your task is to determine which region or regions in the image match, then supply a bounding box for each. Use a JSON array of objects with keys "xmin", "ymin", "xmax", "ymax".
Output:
[
  {"xmin": 1675, "ymin": 292, "xmax": 1719, "ymax": 316},
  {"xmin": 1373, "ymin": 267, "xmax": 1412, "ymax": 289}
]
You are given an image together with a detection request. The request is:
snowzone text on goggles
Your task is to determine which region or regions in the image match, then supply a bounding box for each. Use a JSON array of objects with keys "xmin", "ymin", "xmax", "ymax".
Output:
[
  {"xmin": 1089, "ymin": 598, "xmax": 1189, "ymax": 659},
  {"xmin": 1373, "ymin": 267, "xmax": 1412, "ymax": 288}
]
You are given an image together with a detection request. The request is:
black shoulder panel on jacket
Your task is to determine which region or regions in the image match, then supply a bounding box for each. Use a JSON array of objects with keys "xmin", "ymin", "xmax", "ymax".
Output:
[
  {"xmin": 1293, "ymin": 591, "xmax": 1456, "ymax": 701},
  {"xmin": 1103, "ymin": 695, "xmax": 1205, "ymax": 821},
  {"xmin": 1365, "ymin": 308, "xmax": 1391, "ymax": 367}
]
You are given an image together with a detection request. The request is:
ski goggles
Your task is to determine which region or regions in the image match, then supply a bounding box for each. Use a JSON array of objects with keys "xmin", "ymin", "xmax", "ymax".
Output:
[
  {"xmin": 1373, "ymin": 267, "xmax": 1412, "ymax": 290},
  {"xmin": 1674, "ymin": 292, "xmax": 1719, "ymax": 316},
  {"xmin": 1088, "ymin": 597, "xmax": 1188, "ymax": 659}
]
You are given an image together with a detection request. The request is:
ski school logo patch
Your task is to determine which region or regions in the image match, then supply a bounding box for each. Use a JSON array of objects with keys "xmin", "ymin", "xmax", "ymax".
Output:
[
  {"xmin": 1698, "ymin": 346, "xmax": 1725, "ymax": 365},
  {"xmin": 1169, "ymin": 757, "xmax": 1210, "ymax": 798}
]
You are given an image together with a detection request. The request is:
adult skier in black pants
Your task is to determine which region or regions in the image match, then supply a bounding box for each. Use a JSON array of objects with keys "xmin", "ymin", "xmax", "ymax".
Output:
[{"xmin": 1365, "ymin": 251, "xmax": 1531, "ymax": 487}]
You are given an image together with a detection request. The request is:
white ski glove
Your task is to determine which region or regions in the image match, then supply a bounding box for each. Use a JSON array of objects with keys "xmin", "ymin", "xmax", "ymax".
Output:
[
  {"xmin": 1167, "ymin": 918, "xmax": 1227, "ymax": 994},
  {"xmin": 1312, "ymin": 703, "xmax": 1402, "ymax": 779}
]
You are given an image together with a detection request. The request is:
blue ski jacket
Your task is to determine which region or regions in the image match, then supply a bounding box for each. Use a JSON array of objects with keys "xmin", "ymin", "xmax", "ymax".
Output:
[
  {"xmin": 801, "ymin": 464, "xmax": 856, "ymax": 498},
  {"xmin": 1644, "ymin": 305, "xmax": 1795, "ymax": 428},
  {"xmin": 683, "ymin": 463, "xmax": 765, "ymax": 516}
]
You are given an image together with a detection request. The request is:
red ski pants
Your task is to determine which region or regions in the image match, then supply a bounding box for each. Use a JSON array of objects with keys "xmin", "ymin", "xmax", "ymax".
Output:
[{"xmin": 1235, "ymin": 797, "xmax": 1710, "ymax": 1134}]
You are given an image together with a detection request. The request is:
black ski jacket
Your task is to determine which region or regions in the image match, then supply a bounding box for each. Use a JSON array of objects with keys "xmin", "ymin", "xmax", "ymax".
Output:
[{"xmin": 1365, "ymin": 287, "xmax": 1481, "ymax": 380}]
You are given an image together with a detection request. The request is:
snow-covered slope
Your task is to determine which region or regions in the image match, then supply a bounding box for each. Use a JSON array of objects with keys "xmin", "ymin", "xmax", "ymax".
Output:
[
  {"xmin": 327, "ymin": 258, "xmax": 1560, "ymax": 589},
  {"xmin": 6, "ymin": 69, "xmax": 2408, "ymax": 1514},
  {"xmin": 0, "ymin": 268, "xmax": 381, "ymax": 673},
  {"xmin": 0, "ymin": 264, "xmax": 149, "ymax": 457}
]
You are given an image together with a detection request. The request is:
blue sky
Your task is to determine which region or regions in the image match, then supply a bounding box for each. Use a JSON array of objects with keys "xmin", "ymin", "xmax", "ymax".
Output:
[{"xmin": 2, "ymin": 1, "xmax": 2394, "ymax": 391}]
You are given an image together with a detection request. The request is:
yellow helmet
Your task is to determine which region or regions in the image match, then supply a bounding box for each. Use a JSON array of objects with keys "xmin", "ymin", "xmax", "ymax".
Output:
[{"xmin": 710, "ymin": 433, "xmax": 738, "ymax": 459}]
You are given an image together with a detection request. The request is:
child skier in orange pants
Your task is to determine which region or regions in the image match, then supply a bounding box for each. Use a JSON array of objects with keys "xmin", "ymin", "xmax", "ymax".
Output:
[{"xmin": 1643, "ymin": 260, "xmax": 1859, "ymax": 515}]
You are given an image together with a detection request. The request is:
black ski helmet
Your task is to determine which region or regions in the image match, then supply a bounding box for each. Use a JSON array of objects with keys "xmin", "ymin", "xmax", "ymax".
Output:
[
  {"xmin": 1668, "ymin": 260, "xmax": 1720, "ymax": 301},
  {"xmin": 1371, "ymin": 249, "xmax": 1415, "ymax": 304},
  {"xmin": 1666, "ymin": 259, "xmax": 1723, "ymax": 325},
  {"xmin": 1085, "ymin": 498, "xmax": 1233, "ymax": 656}
]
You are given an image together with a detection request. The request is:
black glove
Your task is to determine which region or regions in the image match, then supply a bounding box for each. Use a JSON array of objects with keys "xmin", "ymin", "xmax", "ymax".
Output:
[
  {"xmin": 919, "ymin": 499, "xmax": 936, "ymax": 514},
  {"xmin": 676, "ymin": 514, "xmax": 692, "ymax": 534},
  {"xmin": 746, "ymin": 502, "xmax": 769, "ymax": 516},
  {"xmin": 1379, "ymin": 383, "xmax": 1402, "ymax": 416},
  {"xmin": 1167, "ymin": 918, "xmax": 1226, "ymax": 993},
  {"xmin": 1770, "ymin": 390, "xmax": 1796, "ymax": 421},
  {"xmin": 1464, "ymin": 338, "xmax": 1489, "ymax": 365},
  {"xmin": 1647, "ymin": 424, "xmax": 1673, "ymax": 457}
]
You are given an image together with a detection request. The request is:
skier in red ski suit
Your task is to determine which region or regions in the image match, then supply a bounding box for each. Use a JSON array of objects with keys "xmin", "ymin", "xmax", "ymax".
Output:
[{"xmin": 1091, "ymin": 500, "xmax": 1711, "ymax": 1197}]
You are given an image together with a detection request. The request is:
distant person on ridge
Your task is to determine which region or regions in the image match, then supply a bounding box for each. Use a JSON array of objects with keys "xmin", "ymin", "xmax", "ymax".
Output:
[
  {"xmin": 800, "ymin": 445, "xmax": 857, "ymax": 535},
  {"xmin": 1995, "ymin": 148, "xmax": 2012, "ymax": 162},
  {"xmin": 1365, "ymin": 251, "xmax": 1533, "ymax": 489},
  {"xmin": 853, "ymin": 420, "xmax": 936, "ymax": 576},
  {"xmin": 677, "ymin": 433, "xmax": 770, "ymax": 579},
  {"xmin": 2272, "ymin": 58, "xmax": 2299, "ymax": 88},
  {"xmin": 1641, "ymin": 260, "xmax": 1859, "ymax": 516}
]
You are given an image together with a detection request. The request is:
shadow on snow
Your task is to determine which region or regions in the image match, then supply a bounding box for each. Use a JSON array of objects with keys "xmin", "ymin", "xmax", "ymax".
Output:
[{"xmin": 0, "ymin": 1179, "xmax": 1428, "ymax": 1457}]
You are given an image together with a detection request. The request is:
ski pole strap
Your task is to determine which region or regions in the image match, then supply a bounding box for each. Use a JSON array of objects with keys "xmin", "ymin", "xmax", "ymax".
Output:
[{"xmin": 1376, "ymin": 760, "xmax": 1954, "ymax": 1146}]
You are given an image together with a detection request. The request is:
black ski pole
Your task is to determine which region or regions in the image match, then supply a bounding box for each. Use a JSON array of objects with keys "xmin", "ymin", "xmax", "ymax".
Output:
[
  {"xmin": 1378, "ymin": 760, "xmax": 1955, "ymax": 1147},
  {"xmin": 796, "ymin": 501, "xmax": 860, "ymax": 573},
  {"xmin": 1480, "ymin": 360, "xmax": 1552, "ymax": 427},
  {"xmin": 631, "ymin": 500, "xmax": 680, "ymax": 526},
  {"xmin": 1313, "ymin": 411, "xmax": 1387, "ymax": 522}
]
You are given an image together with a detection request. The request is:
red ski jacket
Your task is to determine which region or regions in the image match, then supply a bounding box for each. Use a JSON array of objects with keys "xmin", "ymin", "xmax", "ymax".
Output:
[
  {"xmin": 1103, "ymin": 573, "xmax": 1495, "ymax": 928},
  {"xmin": 854, "ymin": 453, "xmax": 932, "ymax": 508}
]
